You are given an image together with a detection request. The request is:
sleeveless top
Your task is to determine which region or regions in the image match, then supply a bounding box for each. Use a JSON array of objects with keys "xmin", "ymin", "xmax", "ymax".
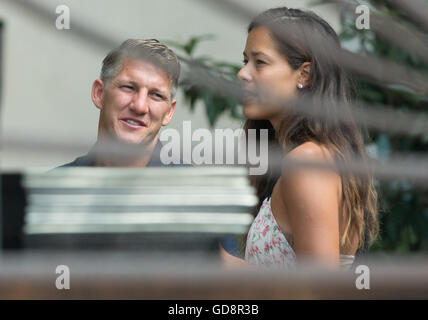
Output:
[{"xmin": 245, "ymin": 197, "xmax": 355, "ymax": 269}]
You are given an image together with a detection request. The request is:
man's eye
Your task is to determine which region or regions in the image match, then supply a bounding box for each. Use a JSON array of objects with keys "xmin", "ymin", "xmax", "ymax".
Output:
[
  {"xmin": 256, "ymin": 60, "xmax": 266, "ymax": 65},
  {"xmin": 151, "ymin": 93, "xmax": 165, "ymax": 100},
  {"xmin": 121, "ymin": 85, "xmax": 134, "ymax": 91}
]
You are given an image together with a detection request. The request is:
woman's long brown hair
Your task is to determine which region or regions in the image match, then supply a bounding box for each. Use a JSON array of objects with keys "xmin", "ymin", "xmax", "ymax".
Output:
[{"xmin": 244, "ymin": 7, "xmax": 378, "ymax": 251}]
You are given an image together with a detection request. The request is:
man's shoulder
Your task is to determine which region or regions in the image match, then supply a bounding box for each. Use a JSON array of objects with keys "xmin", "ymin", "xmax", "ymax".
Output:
[
  {"xmin": 56, "ymin": 140, "xmax": 192, "ymax": 169},
  {"xmin": 58, "ymin": 154, "xmax": 94, "ymax": 168}
]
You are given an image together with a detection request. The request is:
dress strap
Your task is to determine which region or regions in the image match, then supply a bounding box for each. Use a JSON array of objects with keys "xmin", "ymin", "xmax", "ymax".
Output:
[{"xmin": 267, "ymin": 183, "xmax": 274, "ymax": 200}]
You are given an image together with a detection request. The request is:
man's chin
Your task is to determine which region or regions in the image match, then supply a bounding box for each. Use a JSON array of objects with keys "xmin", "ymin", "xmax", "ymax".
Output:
[
  {"xmin": 116, "ymin": 136, "xmax": 148, "ymax": 146},
  {"xmin": 99, "ymin": 131, "xmax": 142, "ymax": 145}
]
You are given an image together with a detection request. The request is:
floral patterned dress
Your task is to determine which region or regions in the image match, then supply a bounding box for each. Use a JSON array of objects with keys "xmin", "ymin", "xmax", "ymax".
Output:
[
  {"xmin": 245, "ymin": 197, "xmax": 297, "ymax": 269},
  {"xmin": 245, "ymin": 197, "xmax": 356, "ymax": 269}
]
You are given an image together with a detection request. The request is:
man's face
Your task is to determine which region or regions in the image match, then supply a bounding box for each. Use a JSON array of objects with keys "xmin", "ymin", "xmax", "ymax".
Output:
[{"xmin": 92, "ymin": 58, "xmax": 176, "ymax": 145}]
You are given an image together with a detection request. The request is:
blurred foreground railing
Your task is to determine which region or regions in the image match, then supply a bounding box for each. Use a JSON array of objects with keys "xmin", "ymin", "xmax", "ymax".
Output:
[
  {"xmin": 1, "ymin": 167, "xmax": 256, "ymax": 251},
  {"xmin": 1, "ymin": 168, "xmax": 427, "ymax": 299},
  {"xmin": 0, "ymin": 252, "xmax": 427, "ymax": 299}
]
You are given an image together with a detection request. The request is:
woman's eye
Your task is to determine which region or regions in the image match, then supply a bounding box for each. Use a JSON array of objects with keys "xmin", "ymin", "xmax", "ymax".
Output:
[{"xmin": 256, "ymin": 60, "xmax": 266, "ymax": 65}]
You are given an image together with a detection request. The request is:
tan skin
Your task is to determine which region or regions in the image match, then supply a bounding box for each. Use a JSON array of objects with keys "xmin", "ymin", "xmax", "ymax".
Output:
[
  {"xmin": 220, "ymin": 26, "xmax": 358, "ymax": 269},
  {"xmin": 91, "ymin": 58, "xmax": 176, "ymax": 167}
]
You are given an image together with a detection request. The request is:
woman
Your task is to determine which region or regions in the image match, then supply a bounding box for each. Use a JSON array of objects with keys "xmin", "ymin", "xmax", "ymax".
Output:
[{"xmin": 220, "ymin": 7, "xmax": 378, "ymax": 269}]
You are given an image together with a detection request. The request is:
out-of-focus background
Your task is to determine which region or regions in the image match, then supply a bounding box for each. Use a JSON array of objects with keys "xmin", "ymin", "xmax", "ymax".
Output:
[
  {"xmin": 0, "ymin": 0, "xmax": 427, "ymax": 255},
  {"xmin": 0, "ymin": 0, "xmax": 339, "ymax": 168}
]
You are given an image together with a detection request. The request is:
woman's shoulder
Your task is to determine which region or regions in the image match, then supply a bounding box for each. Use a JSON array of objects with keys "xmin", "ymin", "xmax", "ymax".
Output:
[
  {"xmin": 278, "ymin": 141, "xmax": 342, "ymax": 211},
  {"xmin": 285, "ymin": 141, "xmax": 335, "ymax": 164}
]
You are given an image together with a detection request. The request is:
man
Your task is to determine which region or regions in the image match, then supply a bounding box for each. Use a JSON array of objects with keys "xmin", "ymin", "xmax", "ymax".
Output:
[
  {"xmin": 62, "ymin": 38, "xmax": 180, "ymax": 167},
  {"xmin": 59, "ymin": 38, "xmax": 239, "ymax": 257}
]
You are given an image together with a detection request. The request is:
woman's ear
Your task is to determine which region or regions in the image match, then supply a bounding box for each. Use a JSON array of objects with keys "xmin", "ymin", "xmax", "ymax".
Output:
[
  {"xmin": 91, "ymin": 79, "xmax": 105, "ymax": 110},
  {"xmin": 298, "ymin": 62, "xmax": 312, "ymax": 88}
]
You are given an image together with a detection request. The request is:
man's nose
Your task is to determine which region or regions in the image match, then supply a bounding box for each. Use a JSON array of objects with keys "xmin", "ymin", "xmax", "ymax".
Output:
[{"xmin": 130, "ymin": 89, "xmax": 149, "ymax": 114}]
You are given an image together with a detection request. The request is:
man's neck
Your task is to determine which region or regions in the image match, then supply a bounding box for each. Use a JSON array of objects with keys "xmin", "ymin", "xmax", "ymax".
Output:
[{"xmin": 93, "ymin": 136, "xmax": 159, "ymax": 167}]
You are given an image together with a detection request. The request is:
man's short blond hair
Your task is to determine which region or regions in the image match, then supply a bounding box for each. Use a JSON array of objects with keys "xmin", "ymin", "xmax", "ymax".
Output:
[{"xmin": 100, "ymin": 39, "xmax": 180, "ymax": 97}]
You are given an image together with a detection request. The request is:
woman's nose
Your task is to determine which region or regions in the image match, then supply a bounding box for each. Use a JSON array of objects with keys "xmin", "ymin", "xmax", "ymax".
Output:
[{"xmin": 238, "ymin": 64, "xmax": 252, "ymax": 83}]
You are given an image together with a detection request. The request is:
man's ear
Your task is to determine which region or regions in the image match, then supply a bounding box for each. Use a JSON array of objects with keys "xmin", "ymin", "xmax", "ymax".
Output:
[
  {"xmin": 91, "ymin": 79, "xmax": 105, "ymax": 110},
  {"xmin": 298, "ymin": 62, "xmax": 311, "ymax": 88},
  {"xmin": 162, "ymin": 98, "xmax": 176, "ymax": 126}
]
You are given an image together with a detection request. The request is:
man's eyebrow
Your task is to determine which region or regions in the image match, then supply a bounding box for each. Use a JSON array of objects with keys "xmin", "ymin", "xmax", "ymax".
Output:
[
  {"xmin": 116, "ymin": 78, "xmax": 170, "ymax": 96},
  {"xmin": 115, "ymin": 78, "xmax": 136, "ymax": 86}
]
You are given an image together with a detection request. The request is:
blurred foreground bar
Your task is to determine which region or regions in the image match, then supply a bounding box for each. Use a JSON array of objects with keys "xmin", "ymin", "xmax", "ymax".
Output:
[
  {"xmin": 1, "ymin": 167, "xmax": 256, "ymax": 252},
  {"xmin": 0, "ymin": 252, "xmax": 427, "ymax": 299},
  {"xmin": 1, "ymin": 168, "xmax": 427, "ymax": 299}
]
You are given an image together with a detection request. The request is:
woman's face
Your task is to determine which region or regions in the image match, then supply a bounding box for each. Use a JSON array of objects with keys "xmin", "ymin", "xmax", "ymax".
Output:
[{"xmin": 238, "ymin": 26, "xmax": 301, "ymax": 121}]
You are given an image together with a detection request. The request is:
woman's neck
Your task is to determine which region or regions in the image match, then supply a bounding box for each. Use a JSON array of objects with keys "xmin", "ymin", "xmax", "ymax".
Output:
[{"xmin": 269, "ymin": 117, "xmax": 281, "ymax": 135}]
